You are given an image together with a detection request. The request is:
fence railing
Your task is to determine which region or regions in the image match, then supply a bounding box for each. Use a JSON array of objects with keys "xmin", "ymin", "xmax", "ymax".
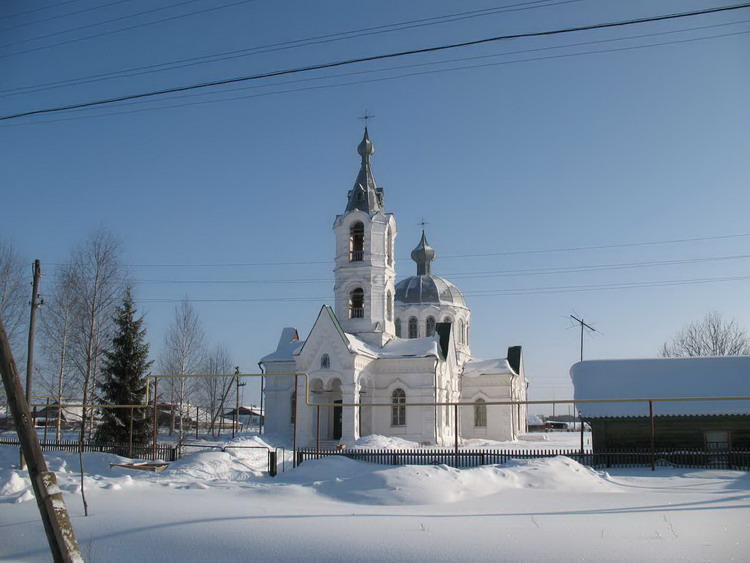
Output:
[
  {"xmin": 0, "ymin": 438, "xmax": 178, "ymax": 461},
  {"xmin": 297, "ymin": 447, "xmax": 750, "ymax": 470}
]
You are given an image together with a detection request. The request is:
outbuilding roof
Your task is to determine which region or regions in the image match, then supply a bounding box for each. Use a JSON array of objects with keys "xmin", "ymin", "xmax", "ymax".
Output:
[{"xmin": 571, "ymin": 357, "xmax": 750, "ymax": 418}]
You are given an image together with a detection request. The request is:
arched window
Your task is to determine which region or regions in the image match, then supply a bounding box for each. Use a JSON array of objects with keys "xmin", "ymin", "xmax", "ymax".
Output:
[
  {"xmin": 350, "ymin": 288, "xmax": 364, "ymax": 318},
  {"xmin": 350, "ymin": 222, "xmax": 364, "ymax": 262},
  {"xmin": 443, "ymin": 316, "xmax": 453, "ymax": 324},
  {"xmin": 458, "ymin": 319, "xmax": 465, "ymax": 344},
  {"xmin": 290, "ymin": 391, "xmax": 297, "ymax": 424},
  {"xmin": 395, "ymin": 318, "xmax": 401, "ymax": 337},
  {"xmin": 320, "ymin": 354, "xmax": 330, "ymax": 370},
  {"xmin": 386, "ymin": 290, "xmax": 393, "ymax": 321},
  {"xmin": 391, "ymin": 388, "xmax": 406, "ymax": 426},
  {"xmin": 425, "ymin": 316, "xmax": 436, "ymax": 337},
  {"xmin": 474, "ymin": 398, "xmax": 487, "ymax": 428},
  {"xmin": 408, "ymin": 316, "xmax": 418, "ymax": 339}
]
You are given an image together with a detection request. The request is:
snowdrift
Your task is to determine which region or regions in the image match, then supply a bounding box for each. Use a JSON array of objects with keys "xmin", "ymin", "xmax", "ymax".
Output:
[{"xmin": 280, "ymin": 455, "xmax": 620, "ymax": 505}]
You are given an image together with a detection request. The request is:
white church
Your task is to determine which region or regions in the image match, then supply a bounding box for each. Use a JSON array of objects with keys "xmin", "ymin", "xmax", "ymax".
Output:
[{"xmin": 260, "ymin": 128, "xmax": 528, "ymax": 447}]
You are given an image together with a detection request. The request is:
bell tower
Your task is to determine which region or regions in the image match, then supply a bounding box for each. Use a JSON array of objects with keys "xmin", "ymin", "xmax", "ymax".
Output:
[{"xmin": 333, "ymin": 128, "xmax": 397, "ymax": 346}]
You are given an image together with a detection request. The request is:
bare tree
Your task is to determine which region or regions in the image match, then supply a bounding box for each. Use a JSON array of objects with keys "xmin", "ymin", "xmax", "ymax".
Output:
[
  {"xmin": 660, "ymin": 312, "xmax": 750, "ymax": 357},
  {"xmin": 68, "ymin": 228, "xmax": 127, "ymax": 443},
  {"xmin": 160, "ymin": 299, "xmax": 205, "ymax": 443},
  {"xmin": 0, "ymin": 239, "xmax": 27, "ymax": 349},
  {"xmin": 40, "ymin": 264, "xmax": 79, "ymax": 440},
  {"xmin": 198, "ymin": 345, "xmax": 234, "ymax": 437}
]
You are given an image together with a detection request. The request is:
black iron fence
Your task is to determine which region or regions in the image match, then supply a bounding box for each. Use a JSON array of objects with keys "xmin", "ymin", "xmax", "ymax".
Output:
[
  {"xmin": 0, "ymin": 438, "xmax": 178, "ymax": 461},
  {"xmin": 297, "ymin": 447, "xmax": 750, "ymax": 470}
]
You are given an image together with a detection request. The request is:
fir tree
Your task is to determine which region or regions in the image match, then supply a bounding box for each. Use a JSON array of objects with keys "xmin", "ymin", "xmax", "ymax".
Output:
[{"xmin": 95, "ymin": 287, "xmax": 153, "ymax": 445}]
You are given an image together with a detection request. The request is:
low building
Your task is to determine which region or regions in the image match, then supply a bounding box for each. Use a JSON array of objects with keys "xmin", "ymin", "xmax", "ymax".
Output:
[{"xmin": 571, "ymin": 357, "xmax": 750, "ymax": 451}]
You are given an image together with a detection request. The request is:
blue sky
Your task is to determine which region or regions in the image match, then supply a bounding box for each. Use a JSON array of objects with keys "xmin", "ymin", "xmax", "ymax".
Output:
[{"xmin": 2, "ymin": 0, "xmax": 749, "ymax": 412}]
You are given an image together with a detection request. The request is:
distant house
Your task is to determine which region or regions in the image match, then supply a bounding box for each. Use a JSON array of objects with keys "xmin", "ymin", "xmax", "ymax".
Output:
[
  {"xmin": 225, "ymin": 406, "xmax": 264, "ymax": 429},
  {"xmin": 571, "ymin": 357, "xmax": 750, "ymax": 451}
]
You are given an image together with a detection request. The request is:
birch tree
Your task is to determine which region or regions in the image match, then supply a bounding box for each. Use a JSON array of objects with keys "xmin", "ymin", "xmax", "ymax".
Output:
[
  {"xmin": 160, "ymin": 299, "xmax": 205, "ymax": 442},
  {"xmin": 68, "ymin": 229, "xmax": 126, "ymax": 442},
  {"xmin": 40, "ymin": 264, "xmax": 78, "ymax": 440},
  {"xmin": 199, "ymin": 345, "xmax": 234, "ymax": 437}
]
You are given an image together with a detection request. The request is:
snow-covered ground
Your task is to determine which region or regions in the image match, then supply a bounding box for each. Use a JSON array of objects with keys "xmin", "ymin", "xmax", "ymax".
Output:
[{"xmin": 0, "ymin": 434, "xmax": 747, "ymax": 562}]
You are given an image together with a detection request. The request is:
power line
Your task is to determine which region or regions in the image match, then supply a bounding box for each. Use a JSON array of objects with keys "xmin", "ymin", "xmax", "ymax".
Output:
[
  {"xmin": 13, "ymin": 18, "xmax": 744, "ymax": 111},
  {"xmin": 0, "ymin": 0, "xmax": 85, "ymax": 22},
  {"xmin": 0, "ymin": 0, "xmax": 581, "ymax": 96},
  {"xmin": 0, "ymin": 0, "xmax": 133, "ymax": 32},
  {"xmin": 0, "ymin": 0, "xmax": 259, "ymax": 55},
  {"xmin": 129, "ymin": 273, "xmax": 750, "ymax": 304},
  {"xmin": 3, "ymin": 2, "xmax": 749, "ymax": 122},
  {"xmin": 5, "ymin": 25, "xmax": 748, "ymax": 128},
  {"xmin": 44, "ymin": 232, "xmax": 750, "ymax": 268},
  {"xmin": 41, "ymin": 252, "xmax": 750, "ymax": 286}
]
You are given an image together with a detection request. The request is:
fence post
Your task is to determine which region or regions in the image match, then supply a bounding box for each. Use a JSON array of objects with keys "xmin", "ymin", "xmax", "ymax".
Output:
[
  {"xmin": 268, "ymin": 450, "xmax": 277, "ymax": 477},
  {"xmin": 649, "ymin": 400, "xmax": 655, "ymax": 471},
  {"xmin": 454, "ymin": 403, "xmax": 459, "ymax": 468},
  {"xmin": 128, "ymin": 407, "xmax": 134, "ymax": 459}
]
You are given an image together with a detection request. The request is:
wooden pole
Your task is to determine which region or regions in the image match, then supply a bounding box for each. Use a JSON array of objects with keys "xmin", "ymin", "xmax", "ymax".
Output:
[
  {"xmin": 195, "ymin": 405, "xmax": 199, "ymax": 439},
  {"xmin": 128, "ymin": 407, "xmax": 134, "ymax": 458},
  {"xmin": 21, "ymin": 259, "xmax": 42, "ymax": 469},
  {"xmin": 649, "ymin": 400, "xmax": 655, "ymax": 471},
  {"xmin": 152, "ymin": 377, "xmax": 158, "ymax": 460},
  {"xmin": 26, "ymin": 259, "xmax": 42, "ymax": 419},
  {"xmin": 579, "ymin": 408, "xmax": 584, "ymax": 461},
  {"xmin": 44, "ymin": 397, "xmax": 50, "ymax": 442},
  {"xmin": 0, "ymin": 317, "xmax": 82, "ymax": 562},
  {"xmin": 454, "ymin": 403, "xmax": 459, "ymax": 468},
  {"xmin": 292, "ymin": 375, "xmax": 298, "ymax": 467}
]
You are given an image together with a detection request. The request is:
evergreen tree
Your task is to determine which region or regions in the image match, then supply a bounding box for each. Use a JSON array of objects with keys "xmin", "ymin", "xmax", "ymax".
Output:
[{"xmin": 95, "ymin": 287, "xmax": 153, "ymax": 445}]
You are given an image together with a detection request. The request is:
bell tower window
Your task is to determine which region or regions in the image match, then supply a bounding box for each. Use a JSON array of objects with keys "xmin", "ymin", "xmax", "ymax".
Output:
[
  {"xmin": 350, "ymin": 222, "xmax": 364, "ymax": 262},
  {"xmin": 349, "ymin": 288, "xmax": 364, "ymax": 318},
  {"xmin": 386, "ymin": 290, "xmax": 393, "ymax": 321}
]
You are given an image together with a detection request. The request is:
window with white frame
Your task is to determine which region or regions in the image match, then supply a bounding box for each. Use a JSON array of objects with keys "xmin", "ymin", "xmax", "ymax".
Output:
[
  {"xmin": 408, "ymin": 316, "xmax": 418, "ymax": 339},
  {"xmin": 474, "ymin": 398, "xmax": 487, "ymax": 428},
  {"xmin": 391, "ymin": 388, "xmax": 406, "ymax": 426}
]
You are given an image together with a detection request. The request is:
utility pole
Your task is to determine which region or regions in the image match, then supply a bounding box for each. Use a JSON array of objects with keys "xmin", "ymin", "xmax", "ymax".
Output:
[
  {"xmin": 233, "ymin": 367, "xmax": 245, "ymax": 438},
  {"xmin": 26, "ymin": 259, "xmax": 42, "ymax": 415},
  {"xmin": 569, "ymin": 315, "xmax": 598, "ymax": 361},
  {"xmin": 22, "ymin": 260, "xmax": 42, "ymax": 469},
  {"xmin": 0, "ymin": 317, "xmax": 82, "ymax": 562}
]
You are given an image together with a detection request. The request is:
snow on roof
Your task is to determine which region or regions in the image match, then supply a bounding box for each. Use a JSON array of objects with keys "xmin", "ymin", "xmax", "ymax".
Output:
[
  {"xmin": 462, "ymin": 358, "xmax": 515, "ymax": 378},
  {"xmin": 260, "ymin": 327, "xmax": 305, "ymax": 363},
  {"xmin": 571, "ymin": 357, "xmax": 750, "ymax": 418},
  {"xmin": 346, "ymin": 333, "xmax": 442, "ymax": 360}
]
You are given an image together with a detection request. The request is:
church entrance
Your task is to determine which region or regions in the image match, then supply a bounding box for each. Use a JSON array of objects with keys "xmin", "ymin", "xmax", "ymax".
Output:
[{"xmin": 333, "ymin": 400, "xmax": 342, "ymax": 440}]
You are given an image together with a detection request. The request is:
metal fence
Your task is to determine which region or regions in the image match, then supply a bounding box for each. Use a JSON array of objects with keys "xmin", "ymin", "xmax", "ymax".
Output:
[
  {"xmin": 0, "ymin": 438, "xmax": 178, "ymax": 461},
  {"xmin": 297, "ymin": 447, "xmax": 750, "ymax": 470}
]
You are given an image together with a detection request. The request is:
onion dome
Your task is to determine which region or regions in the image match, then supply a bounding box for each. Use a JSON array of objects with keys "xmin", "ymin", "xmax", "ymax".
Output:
[{"xmin": 395, "ymin": 231, "xmax": 466, "ymax": 308}]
